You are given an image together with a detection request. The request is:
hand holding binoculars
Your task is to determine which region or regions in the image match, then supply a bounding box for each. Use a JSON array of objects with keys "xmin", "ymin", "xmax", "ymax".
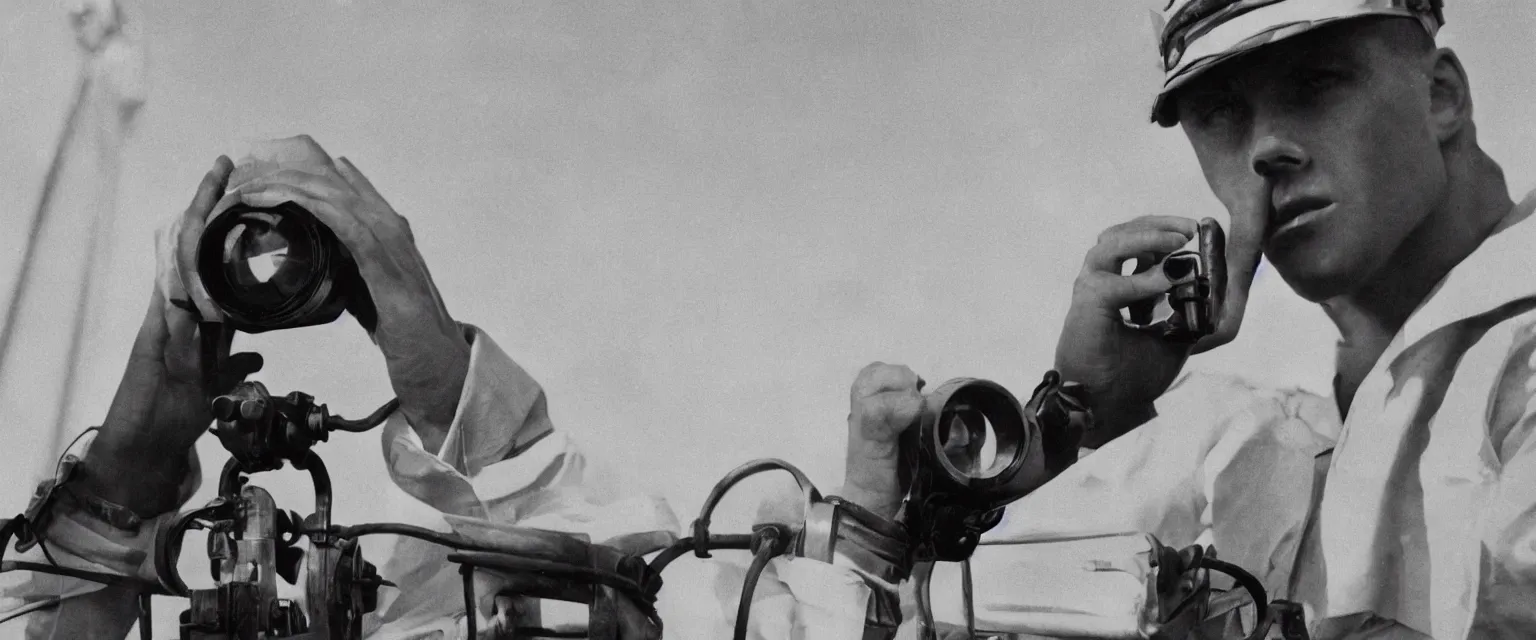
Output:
[
  {"xmin": 1123, "ymin": 218, "xmax": 1227, "ymax": 344},
  {"xmin": 897, "ymin": 371, "xmax": 1091, "ymax": 563}
]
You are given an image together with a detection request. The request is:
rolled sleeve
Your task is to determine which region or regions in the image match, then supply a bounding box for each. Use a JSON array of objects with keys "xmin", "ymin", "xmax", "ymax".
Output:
[
  {"xmin": 380, "ymin": 323, "xmax": 558, "ymax": 518},
  {"xmin": 367, "ymin": 324, "xmax": 684, "ymax": 638}
]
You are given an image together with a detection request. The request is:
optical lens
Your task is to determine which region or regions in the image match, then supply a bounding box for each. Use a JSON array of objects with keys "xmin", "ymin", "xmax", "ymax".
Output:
[
  {"xmin": 217, "ymin": 211, "xmax": 318, "ymax": 312},
  {"xmin": 940, "ymin": 406, "xmax": 1001, "ymax": 478}
]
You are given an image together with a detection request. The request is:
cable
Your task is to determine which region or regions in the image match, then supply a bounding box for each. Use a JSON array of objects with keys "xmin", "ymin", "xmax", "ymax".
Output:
[
  {"xmin": 914, "ymin": 563, "xmax": 936, "ymax": 640},
  {"xmin": 0, "ymin": 427, "xmax": 102, "ymax": 571},
  {"xmin": 50, "ymin": 427, "xmax": 98, "ymax": 481},
  {"xmin": 962, "ymin": 558, "xmax": 976, "ymax": 638},
  {"xmin": 0, "ymin": 561, "xmax": 163, "ymax": 591},
  {"xmin": 328, "ymin": 398, "xmax": 400, "ymax": 432},
  {"xmin": 514, "ymin": 627, "xmax": 587, "ymax": 638},
  {"xmin": 316, "ymin": 522, "xmax": 600, "ymax": 566},
  {"xmin": 461, "ymin": 564, "xmax": 477, "ymax": 639},
  {"xmin": 647, "ymin": 535, "xmax": 754, "ymax": 574},
  {"xmin": 733, "ymin": 528, "xmax": 783, "ymax": 640},
  {"xmin": 1201, "ymin": 557, "xmax": 1271, "ymax": 640},
  {"xmin": 0, "ymin": 597, "xmax": 60, "ymax": 626},
  {"xmin": 690, "ymin": 459, "xmax": 820, "ymax": 559}
]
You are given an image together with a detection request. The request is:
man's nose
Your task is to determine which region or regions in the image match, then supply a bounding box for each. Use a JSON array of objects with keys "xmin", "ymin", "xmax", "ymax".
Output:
[{"xmin": 1248, "ymin": 133, "xmax": 1309, "ymax": 178}]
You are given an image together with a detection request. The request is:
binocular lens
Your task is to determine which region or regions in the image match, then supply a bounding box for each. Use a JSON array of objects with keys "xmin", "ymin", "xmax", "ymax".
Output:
[
  {"xmin": 198, "ymin": 202, "xmax": 366, "ymax": 334},
  {"xmin": 921, "ymin": 381, "xmax": 1028, "ymax": 486},
  {"xmin": 217, "ymin": 214, "xmax": 316, "ymax": 307},
  {"xmin": 939, "ymin": 408, "xmax": 1001, "ymax": 479}
]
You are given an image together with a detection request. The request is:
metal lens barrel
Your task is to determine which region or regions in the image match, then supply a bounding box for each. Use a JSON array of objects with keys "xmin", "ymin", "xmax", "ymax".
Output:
[
  {"xmin": 903, "ymin": 378, "xmax": 1051, "ymax": 561},
  {"xmin": 196, "ymin": 202, "xmax": 356, "ymax": 334},
  {"xmin": 922, "ymin": 379, "xmax": 1034, "ymax": 489}
]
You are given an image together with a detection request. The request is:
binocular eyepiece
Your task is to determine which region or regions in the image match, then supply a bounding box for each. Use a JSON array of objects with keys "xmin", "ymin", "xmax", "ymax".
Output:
[
  {"xmin": 196, "ymin": 202, "xmax": 376, "ymax": 334},
  {"xmin": 900, "ymin": 373, "xmax": 1087, "ymax": 562}
]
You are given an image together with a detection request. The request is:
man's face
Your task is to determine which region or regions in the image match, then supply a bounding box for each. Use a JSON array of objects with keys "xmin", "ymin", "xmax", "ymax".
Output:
[{"xmin": 1173, "ymin": 20, "xmax": 1447, "ymax": 303}]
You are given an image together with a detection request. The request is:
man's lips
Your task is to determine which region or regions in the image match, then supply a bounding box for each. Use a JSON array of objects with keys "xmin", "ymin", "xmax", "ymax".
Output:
[{"xmin": 1268, "ymin": 196, "xmax": 1335, "ymax": 240}]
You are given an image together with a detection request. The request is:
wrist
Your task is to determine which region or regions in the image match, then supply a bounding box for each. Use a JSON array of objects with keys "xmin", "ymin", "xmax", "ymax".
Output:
[
  {"xmin": 78, "ymin": 437, "xmax": 194, "ymax": 516},
  {"xmin": 390, "ymin": 327, "xmax": 471, "ymax": 453},
  {"xmin": 842, "ymin": 445, "xmax": 904, "ymax": 520},
  {"xmin": 1081, "ymin": 400, "xmax": 1157, "ymax": 448}
]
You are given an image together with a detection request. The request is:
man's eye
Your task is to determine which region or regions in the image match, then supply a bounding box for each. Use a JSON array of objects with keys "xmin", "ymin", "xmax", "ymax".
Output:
[
  {"xmin": 1295, "ymin": 70, "xmax": 1342, "ymax": 92},
  {"xmin": 1196, "ymin": 98, "xmax": 1243, "ymax": 124}
]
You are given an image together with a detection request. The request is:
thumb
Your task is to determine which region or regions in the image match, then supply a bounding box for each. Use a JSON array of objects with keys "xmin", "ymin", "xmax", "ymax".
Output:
[
  {"xmin": 855, "ymin": 390, "xmax": 926, "ymax": 434},
  {"xmin": 212, "ymin": 351, "xmax": 265, "ymax": 396}
]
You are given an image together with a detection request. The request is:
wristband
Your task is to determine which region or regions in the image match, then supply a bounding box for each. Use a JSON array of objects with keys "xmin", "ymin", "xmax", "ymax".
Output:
[
  {"xmin": 796, "ymin": 494, "xmax": 912, "ymax": 639},
  {"xmin": 16, "ymin": 443, "xmax": 162, "ymax": 552}
]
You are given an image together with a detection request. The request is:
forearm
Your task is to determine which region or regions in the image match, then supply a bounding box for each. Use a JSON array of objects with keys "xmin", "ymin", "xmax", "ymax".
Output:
[
  {"xmin": 1079, "ymin": 399, "xmax": 1157, "ymax": 449},
  {"xmin": 388, "ymin": 322, "xmax": 472, "ymax": 455},
  {"xmin": 840, "ymin": 438, "xmax": 904, "ymax": 521},
  {"xmin": 74, "ymin": 433, "xmax": 193, "ymax": 517}
]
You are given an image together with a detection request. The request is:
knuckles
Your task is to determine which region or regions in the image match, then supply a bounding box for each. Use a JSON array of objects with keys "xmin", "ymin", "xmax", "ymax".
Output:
[{"xmin": 851, "ymin": 362, "xmax": 921, "ymax": 396}]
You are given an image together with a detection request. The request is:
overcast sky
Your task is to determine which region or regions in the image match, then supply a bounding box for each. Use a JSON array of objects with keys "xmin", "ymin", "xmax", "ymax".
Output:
[{"xmin": 2, "ymin": 0, "xmax": 1534, "ymax": 622}]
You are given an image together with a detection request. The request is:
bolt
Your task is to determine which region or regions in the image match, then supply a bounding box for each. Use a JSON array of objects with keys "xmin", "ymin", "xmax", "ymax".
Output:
[
  {"xmin": 212, "ymin": 396, "xmax": 239, "ymax": 421},
  {"xmin": 240, "ymin": 399, "xmax": 265, "ymax": 420}
]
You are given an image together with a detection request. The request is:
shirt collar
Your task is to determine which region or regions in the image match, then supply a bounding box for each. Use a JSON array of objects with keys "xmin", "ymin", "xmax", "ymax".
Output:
[{"xmin": 1395, "ymin": 188, "xmax": 1536, "ymax": 347}]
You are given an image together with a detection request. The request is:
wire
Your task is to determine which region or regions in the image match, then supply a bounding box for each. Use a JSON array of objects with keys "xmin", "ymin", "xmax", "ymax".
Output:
[
  {"xmin": 914, "ymin": 563, "xmax": 936, "ymax": 640},
  {"xmin": 0, "ymin": 427, "xmax": 103, "ymax": 571},
  {"xmin": 962, "ymin": 558, "xmax": 976, "ymax": 638},
  {"xmin": 50, "ymin": 426, "xmax": 98, "ymax": 481},
  {"xmin": 31, "ymin": 535, "xmax": 59, "ymax": 569},
  {"xmin": 315, "ymin": 522, "xmax": 595, "ymax": 565},
  {"xmin": 647, "ymin": 535, "xmax": 754, "ymax": 574},
  {"xmin": 0, "ymin": 561, "xmax": 164, "ymax": 592},
  {"xmin": 0, "ymin": 597, "xmax": 61, "ymax": 626},
  {"xmin": 327, "ymin": 398, "xmax": 400, "ymax": 432},
  {"xmin": 514, "ymin": 627, "xmax": 587, "ymax": 638},
  {"xmin": 690, "ymin": 459, "xmax": 820, "ymax": 559},
  {"xmin": 1201, "ymin": 557, "xmax": 1272, "ymax": 640},
  {"xmin": 733, "ymin": 540, "xmax": 777, "ymax": 640}
]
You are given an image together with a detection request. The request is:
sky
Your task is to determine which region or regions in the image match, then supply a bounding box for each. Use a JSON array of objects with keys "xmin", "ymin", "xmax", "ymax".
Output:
[{"xmin": 1, "ymin": 0, "xmax": 1534, "ymax": 631}]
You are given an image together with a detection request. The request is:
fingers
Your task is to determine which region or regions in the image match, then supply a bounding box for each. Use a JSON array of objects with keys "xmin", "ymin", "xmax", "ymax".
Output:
[
  {"xmin": 851, "ymin": 361, "xmax": 925, "ymax": 401},
  {"xmin": 235, "ymin": 181, "xmax": 369, "ymax": 248},
  {"xmin": 187, "ymin": 156, "xmax": 234, "ymax": 220},
  {"xmin": 211, "ymin": 351, "xmax": 265, "ymax": 395},
  {"xmin": 167, "ymin": 157, "xmax": 234, "ymax": 320},
  {"xmin": 235, "ymin": 167, "xmax": 413, "ymax": 252},
  {"xmin": 335, "ymin": 156, "xmax": 386, "ymax": 203},
  {"xmin": 1073, "ymin": 215, "xmax": 1201, "ymax": 312},
  {"xmin": 1073, "ymin": 267, "xmax": 1177, "ymax": 310},
  {"xmin": 237, "ymin": 169, "xmax": 355, "ymax": 204},
  {"xmin": 1085, "ymin": 229, "xmax": 1194, "ymax": 273},
  {"xmin": 1100, "ymin": 215, "xmax": 1200, "ymax": 238},
  {"xmin": 334, "ymin": 156, "xmax": 416, "ymax": 242},
  {"xmin": 849, "ymin": 362, "xmax": 926, "ymax": 445}
]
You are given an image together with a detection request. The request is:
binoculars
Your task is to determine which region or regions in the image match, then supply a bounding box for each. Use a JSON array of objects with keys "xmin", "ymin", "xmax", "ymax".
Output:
[
  {"xmin": 900, "ymin": 372, "xmax": 1088, "ymax": 563},
  {"xmin": 196, "ymin": 201, "xmax": 376, "ymax": 334}
]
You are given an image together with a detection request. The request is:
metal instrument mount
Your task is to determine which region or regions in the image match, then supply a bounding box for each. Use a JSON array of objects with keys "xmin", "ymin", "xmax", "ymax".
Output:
[{"xmin": 157, "ymin": 380, "xmax": 397, "ymax": 640}]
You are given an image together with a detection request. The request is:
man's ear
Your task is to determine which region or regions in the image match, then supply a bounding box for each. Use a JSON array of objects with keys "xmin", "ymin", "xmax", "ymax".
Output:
[{"xmin": 1427, "ymin": 48, "xmax": 1472, "ymax": 144}]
